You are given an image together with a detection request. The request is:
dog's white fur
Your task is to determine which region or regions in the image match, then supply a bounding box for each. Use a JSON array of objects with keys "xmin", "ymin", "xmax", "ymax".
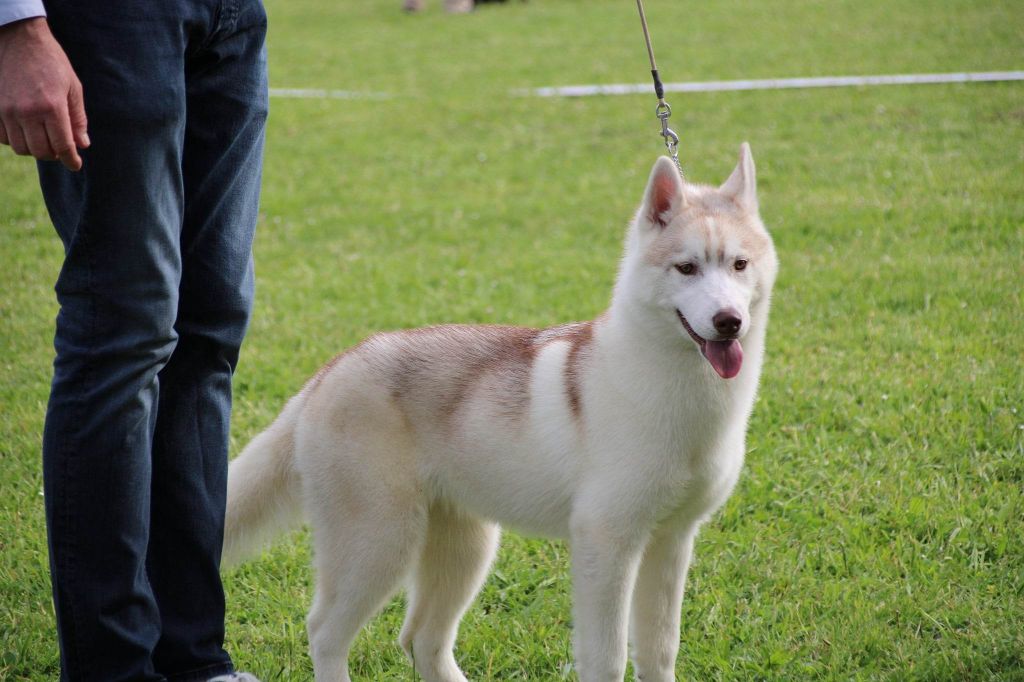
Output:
[{"xmin": 224, "ymin": 145, "xmax": 777, "ymax": 682}]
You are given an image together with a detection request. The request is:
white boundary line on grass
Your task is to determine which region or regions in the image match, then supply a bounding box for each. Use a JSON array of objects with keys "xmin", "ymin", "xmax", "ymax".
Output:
[
  {"xmin": 268, "ymin": 71, "xmax": 1024, "ymax": 100},
  {"xmin": 519, "ymin": 71, "xmax": 1024, "ymax": 98}
]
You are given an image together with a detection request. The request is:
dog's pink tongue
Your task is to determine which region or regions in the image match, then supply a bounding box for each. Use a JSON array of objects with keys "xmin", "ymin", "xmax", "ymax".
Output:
[{"xmin": 702, "ymin": 340, "xmax": 743, "ymax": 379}]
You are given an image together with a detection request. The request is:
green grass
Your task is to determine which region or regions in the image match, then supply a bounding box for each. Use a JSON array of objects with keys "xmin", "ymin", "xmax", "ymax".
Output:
[{"xmin": 2, "ymin": 0, "xmax": 1022, "ymax": 679}]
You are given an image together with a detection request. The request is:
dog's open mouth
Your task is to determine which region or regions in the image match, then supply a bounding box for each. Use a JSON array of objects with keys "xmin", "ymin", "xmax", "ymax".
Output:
[{"xmin": 676, "ymin": 310, "xmax": 743, "ymax": 379}]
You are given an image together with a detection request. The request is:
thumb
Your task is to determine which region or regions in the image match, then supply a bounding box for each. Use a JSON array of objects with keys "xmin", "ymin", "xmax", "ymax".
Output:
[{"xmin": 67, "ymin": 78, "xmax": 89, "ymax": 148}]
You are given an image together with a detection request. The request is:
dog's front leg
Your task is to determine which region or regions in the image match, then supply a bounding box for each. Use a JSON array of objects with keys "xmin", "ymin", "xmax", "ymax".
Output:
[
  {"xmin": 628, "ymin": 526, "xmax": 697, "ymax": 682},
  {"xmin": 569, "ymin": 520, "xmax": 645, "ymax": 682}
]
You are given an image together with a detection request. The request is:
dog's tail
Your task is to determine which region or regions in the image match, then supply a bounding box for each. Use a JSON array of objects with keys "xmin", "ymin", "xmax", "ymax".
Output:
[{"xmin": 222, "ymin": 394, "xmax": 304, "ymax": 567}]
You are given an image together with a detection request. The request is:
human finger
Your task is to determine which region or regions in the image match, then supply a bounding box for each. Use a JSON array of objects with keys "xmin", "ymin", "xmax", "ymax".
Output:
[
  {"xmin": 67, "ymin": 77, "xmax": 89, "ymax": 149},
  {"xmin": 5, "ymin": 121, "xmax": 30, "ymax": 155},
  {"xmin": 44, "ymin": 107, "xmax": 82, "ymax": 170},
  {"xmin": 24, "ymin": 119, "xmax": 58, "ymax": 160}
]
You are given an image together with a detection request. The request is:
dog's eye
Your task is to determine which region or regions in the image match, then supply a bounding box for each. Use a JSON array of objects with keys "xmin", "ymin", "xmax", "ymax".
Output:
[
  {"xmin": 675, "ymin": 263, "xmax": 696, "ymax": 276},
  {"xmin": 734, "ymin": 259, "xmax": 748, "ymax": 272}
]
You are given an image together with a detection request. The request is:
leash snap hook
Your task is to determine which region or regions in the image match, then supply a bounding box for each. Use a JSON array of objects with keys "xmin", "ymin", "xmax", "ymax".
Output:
[
  {"xmin": 663, "ymin": 126, "xmax": 680, "ymax": 154},
  {"xmin": 656, "ymin": 100, "xmax": 680, "ymax": 163}
]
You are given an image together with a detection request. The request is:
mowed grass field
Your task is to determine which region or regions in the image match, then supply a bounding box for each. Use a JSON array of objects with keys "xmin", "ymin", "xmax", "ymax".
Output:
[{"xmin": 1, "ymin": 0, "xmax": 1022, "ymax": 679}]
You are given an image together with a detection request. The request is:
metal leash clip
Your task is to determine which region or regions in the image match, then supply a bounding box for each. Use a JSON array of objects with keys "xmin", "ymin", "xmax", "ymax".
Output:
[{"xmin": 655, "ymin": 100, "xmax": 681, "ymax": 170}]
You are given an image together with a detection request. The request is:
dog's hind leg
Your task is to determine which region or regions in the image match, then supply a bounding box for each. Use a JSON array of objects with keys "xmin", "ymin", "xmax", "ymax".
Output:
[
  {"xmin": 399, "ymin": 504, "xmax": 499, "ymax": 682},
  {"xmin": 303, "ymin": 464, "xmax": 428, "ymax": 682}
]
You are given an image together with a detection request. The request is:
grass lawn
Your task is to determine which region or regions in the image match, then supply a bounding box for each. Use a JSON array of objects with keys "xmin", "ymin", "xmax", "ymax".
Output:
[{"xmin": 1, "ymin": 0, "xmax": 1022, "ymax": 679}]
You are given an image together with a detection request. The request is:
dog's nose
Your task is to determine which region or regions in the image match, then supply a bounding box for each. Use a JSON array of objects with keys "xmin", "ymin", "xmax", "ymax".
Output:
[{"xmin": 713, "ymin": 310, "xmax": 742, "ymax": 337}]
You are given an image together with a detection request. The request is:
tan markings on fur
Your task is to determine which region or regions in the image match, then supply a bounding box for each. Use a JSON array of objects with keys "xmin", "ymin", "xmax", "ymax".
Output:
[
  {"xmin": 644, "ymin": 183, "xmax": 770, "ymax": 268},
  {"xmin": 306, "ymin": 321, "xmax": 606, "ymax": 434},
  {"xmin": 562, "ymin": 322, "xmax": 594, "ymax": 420},
  {"xmin": 443, "ymin": 326, "xmax": 540, "ymax": 423},
  {"xmin": 349, "ymin": 325, "xmax": 541, "ymax": 428}
]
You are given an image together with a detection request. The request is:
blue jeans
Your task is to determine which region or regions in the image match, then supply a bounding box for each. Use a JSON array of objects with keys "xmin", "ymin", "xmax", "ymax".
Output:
[{"xmin": 37, "ymin": 1, "xmax": 267, "ymax": 679}]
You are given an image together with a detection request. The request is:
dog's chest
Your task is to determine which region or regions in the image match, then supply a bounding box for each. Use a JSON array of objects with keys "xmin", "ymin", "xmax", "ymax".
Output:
[
  {"xmin": 617, "ymin": 385, "xmax": 747, "ymax": 522},
  {"xmin": 672, "ymin": 440, "xmax": 744, "ymax": 520}
]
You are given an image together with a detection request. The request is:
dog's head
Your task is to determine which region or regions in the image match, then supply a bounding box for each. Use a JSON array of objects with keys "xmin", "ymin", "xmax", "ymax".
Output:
[{"xmin": 619, "ymin": 144, "xmax": 778, "ymax": 379}]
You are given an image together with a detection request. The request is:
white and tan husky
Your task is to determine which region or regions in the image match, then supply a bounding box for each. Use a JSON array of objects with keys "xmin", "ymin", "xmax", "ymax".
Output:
[{"xmin": 224, "ymin": 144, "xmax": 778, "ymax": 682}]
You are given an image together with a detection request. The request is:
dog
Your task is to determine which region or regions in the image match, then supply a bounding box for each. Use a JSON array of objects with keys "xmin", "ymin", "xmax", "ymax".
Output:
[{"xmin": 223, "ymin": 144, "xmax": 778, "ymax": 682}]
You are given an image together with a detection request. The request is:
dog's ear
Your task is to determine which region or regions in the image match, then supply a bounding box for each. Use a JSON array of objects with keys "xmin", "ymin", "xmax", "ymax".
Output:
[
  {"xmin": 642, "ymin": 156, "xmax": 686, "ymax": 229},
  {"xmin": 720, "ymin": 142, "xmax": 758, "ymax": 213}
]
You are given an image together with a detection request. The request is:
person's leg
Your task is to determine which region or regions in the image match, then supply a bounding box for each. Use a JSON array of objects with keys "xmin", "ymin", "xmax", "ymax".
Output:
[
  {"xmin": 147, "ymin": 1, "xmax": 268, "ymax": 679},
  {"xmin": 38, "ymin": 1, "xmax": 214, "ymax": 680}
]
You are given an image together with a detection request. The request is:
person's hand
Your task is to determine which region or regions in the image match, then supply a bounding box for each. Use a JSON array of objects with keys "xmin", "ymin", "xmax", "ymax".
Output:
[{"xmin": 0, "ymin": 17, "xmax": 89, "ymax": 171}]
